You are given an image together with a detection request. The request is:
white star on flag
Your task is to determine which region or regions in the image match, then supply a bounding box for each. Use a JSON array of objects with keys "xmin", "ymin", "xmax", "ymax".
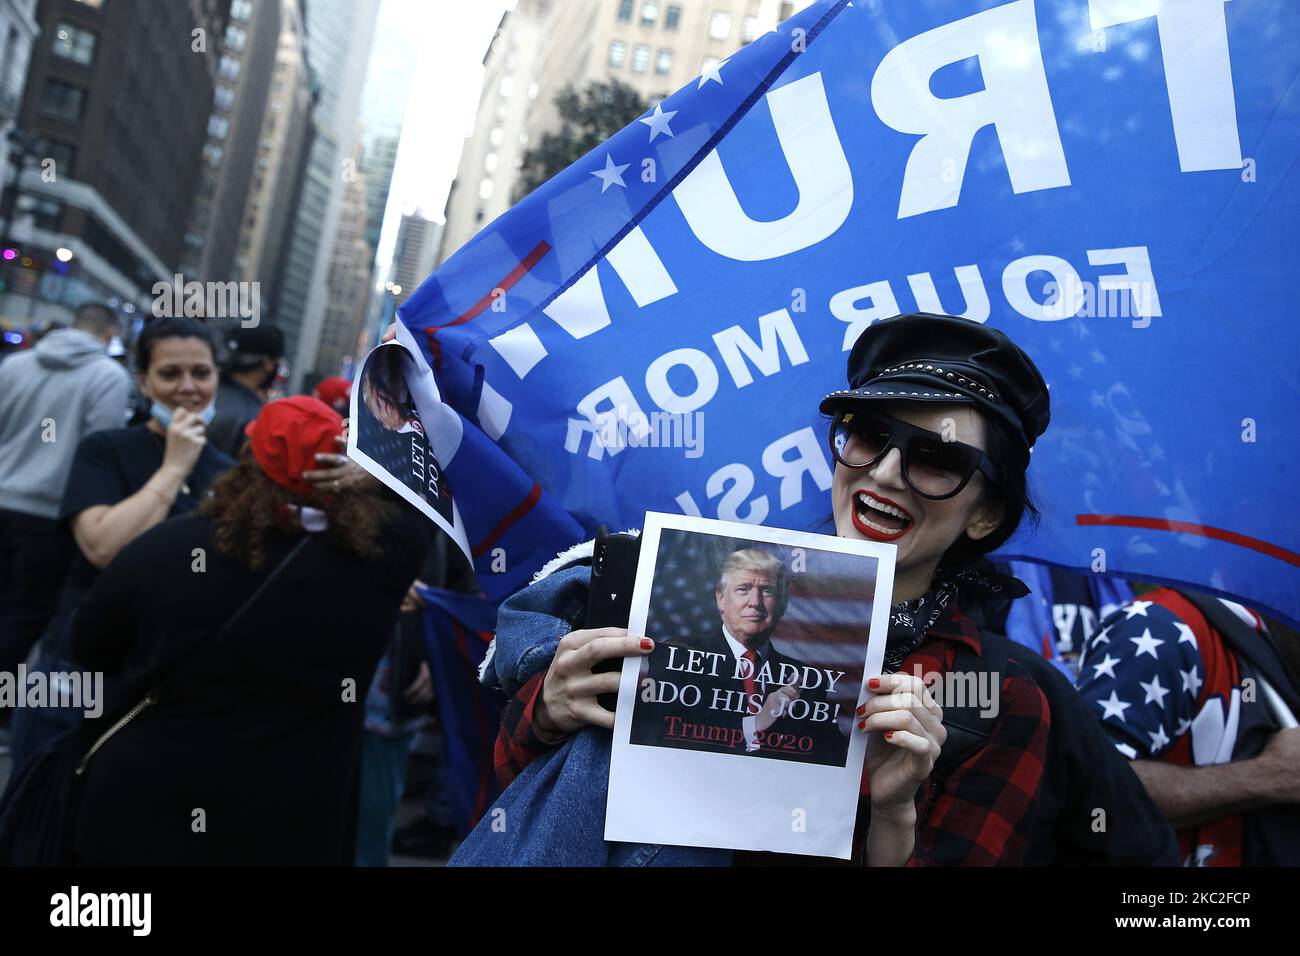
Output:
[
  {"xmin": 1174, "ymin": 621, "xmax": 1197, "ymax": 646},
  {"xmin": 1115, "ymin": 741, "xmax": 1138, "ymax": 759},
  {"xmin": 1130, "ymin": 628, "xmax": 1164, "ymax": 660},
  {"xmin": 639, "ymin": 103, "xmax": 678, "ymax": 142},
  {"xmin": 1098, "ymin": 690, "xmax": 1132, "ymax": 721},
  {"xmin": 1092, "ymin": 653, "xmax": 1120, "ymax": 680},
  {"xmin": 1180, "ymin": 666, "xmax": 1203, "ymax": 697},
  {"xmin": 1123, "ymin": 600, "xmax": 1153, "ymax": 620},
  {"xmin": 1176, "ymin": 717, "xmax": 1192, "ymax": 737},
  {"xmin": 1139, "ymin": 674, "xmax": 1170, "ymax": 706},
  {"xmin": 1092, "ymin": 628, "xmax": 1111, "ymax": 647},
  {"xmin": 1148, "ymin": 725, "xmax": 1171, "ymax": 752},
  {"xmin": 591, "ymin": 154, "xmax": 630, "ymax": 192},
  {"xmin": 698, "ymin": 57, "xmax": 729, "ymax": 88}
]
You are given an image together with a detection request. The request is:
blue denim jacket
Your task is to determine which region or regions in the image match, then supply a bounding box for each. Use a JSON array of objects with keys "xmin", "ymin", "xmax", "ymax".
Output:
[{"xmin": 449, "ymin": 556, "xmax": 731, "ymax": 866}]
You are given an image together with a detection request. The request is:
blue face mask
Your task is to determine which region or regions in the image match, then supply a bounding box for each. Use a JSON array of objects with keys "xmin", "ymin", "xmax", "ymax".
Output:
[{"xmin": 151, "ymin": 401, "xmax": 217, "ymax": 428}]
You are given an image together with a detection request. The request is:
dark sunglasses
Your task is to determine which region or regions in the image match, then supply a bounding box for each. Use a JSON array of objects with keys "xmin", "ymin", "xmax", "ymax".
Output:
[{"xmin": 828, "ymin": 409, "xmax": 1002, "ymax": 500}]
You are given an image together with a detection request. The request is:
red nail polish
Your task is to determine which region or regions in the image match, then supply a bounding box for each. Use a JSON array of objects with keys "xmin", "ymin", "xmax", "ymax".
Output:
[
  {"xmin": 857, "ymin": 720, "xmax": 866, "ymax": 731},
  {"xmin": 868, "ymin": 677, "xmax": 880, "ymax": 690},
  {"xmin": 855, "ymin": 703, "xmax": 866, "ymax": 716},
  {"xmin": 884, "ymin": 731, "xmax": 894, "ymax": 740},
  {"xmin": 640, "ymin": 638, "xmax": 653, "ymax": 650}
]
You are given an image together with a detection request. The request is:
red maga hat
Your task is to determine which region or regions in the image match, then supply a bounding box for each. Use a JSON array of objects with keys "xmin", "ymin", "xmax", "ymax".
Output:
[
  {"xmin": 312, "ymin": 376, "xmax": 352, "ymax": 412},
  {"xmin": 244, "ymin": 396, "xmax": 344, "ymax": 496}
]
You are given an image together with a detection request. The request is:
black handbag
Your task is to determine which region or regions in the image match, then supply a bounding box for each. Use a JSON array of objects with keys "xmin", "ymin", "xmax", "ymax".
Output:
[{"xmin": 0, "ymin": 535, "xmax": 311, "ymax": 866}]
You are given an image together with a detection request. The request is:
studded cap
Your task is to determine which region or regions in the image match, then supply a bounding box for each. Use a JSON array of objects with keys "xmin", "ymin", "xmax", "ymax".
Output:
[{"xmin": 819, "ymin": 313, "xmax": 1051, "ymax": 457}]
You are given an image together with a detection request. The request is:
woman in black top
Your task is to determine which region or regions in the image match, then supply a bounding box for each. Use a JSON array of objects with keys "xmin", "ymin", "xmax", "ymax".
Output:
[
  {"xmin": 68, "ymin": 397, "xmax": 432, "ymax": 865},
  {"xmin": 7, "ymin": 318, "xmax": 234, "ymax": 773}
]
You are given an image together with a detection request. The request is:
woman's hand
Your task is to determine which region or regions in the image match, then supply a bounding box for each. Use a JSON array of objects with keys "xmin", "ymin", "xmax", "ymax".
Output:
[
  {"xmin": 857, "ymin": 673, "xmax": 945, "ymax": 866},
  {"xmin": 160, "ymin": 407, "xmax": 207, "ymax": 480},
  {"xmin": 304, "ymin": 434, "xmax": 378, "ymax": 495},
  {"xmin": 534, "ymin": 627, "xmax": 655, "ymax": 740},
  {"xmin": 859, "ymin": 672, "xmax": 946, "ymax": 818}
]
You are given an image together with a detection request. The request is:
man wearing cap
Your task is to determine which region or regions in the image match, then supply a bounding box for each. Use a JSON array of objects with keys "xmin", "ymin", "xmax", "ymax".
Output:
[{"xmin": 207, "ymin": 322, "xmax": 286, "ymax": 458}]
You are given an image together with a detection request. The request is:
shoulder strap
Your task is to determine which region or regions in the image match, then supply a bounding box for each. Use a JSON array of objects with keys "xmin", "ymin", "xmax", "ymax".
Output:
[
  {"xmin": 1175, "ymin": 589, "xmax": 1300, "ymax": 721},
  {"xmin": 151, "ymin": 534, "xmax": 313, "ymax": 702},
  {"xmin": 76, "ymin": 535, "xmax": 313, "ymax": 776}
]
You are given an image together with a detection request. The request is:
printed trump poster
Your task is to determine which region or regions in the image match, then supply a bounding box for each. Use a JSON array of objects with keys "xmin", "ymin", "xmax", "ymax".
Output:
[
  {"xmin": 606, "ymin": 512, "xmax": 894, "ymax": 858},
  {"xmin": 349, "ymin": 339, "xmax": 471, "ymax": 560}
]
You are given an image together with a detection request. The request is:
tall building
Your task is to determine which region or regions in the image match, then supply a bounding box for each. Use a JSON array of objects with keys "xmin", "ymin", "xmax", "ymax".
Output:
[
  {"xmin": 234, "ymin": 0, "xmax": 313, "ymax": 300},
  {"xmin": 274, "ymin": 0, "xmax": 379, "ymax": 390},
  {"xmin": 0, "ymin": 0, "xmax": 38, "ymax": 141},
  {"xmin": 0, "ymin": 0, "xmax": 40, "ymax": 331},
  {"xmin": 310, "ymin": 131, "xmax": 371, "ymax": 385},
  {"xmin": 180, "ymin": 0, "xmax": 282, "ymax": 285},
  {"xmin": 438, "ymin": 0, "xmax": 813, "ymax": 264},
  {"xmin": 303, "ymin": 0, "xmax": 420, "ymax": 383},
  {"xmin": 388, "ymin": 209, "xmax": 439, "ymax": 309},
  {"xmin": 2, "ymin": 0, "xmax": 229, "ymax": 326}
]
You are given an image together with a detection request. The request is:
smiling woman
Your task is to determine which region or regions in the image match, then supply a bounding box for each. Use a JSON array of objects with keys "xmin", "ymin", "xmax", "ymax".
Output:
[
  {"xmin": 6, "ymin": 318, "xmax": 236, "ymax": 776},
  {"xmin": 448, "ymin": 311, "xmax": 1180, "ymax": 868}
]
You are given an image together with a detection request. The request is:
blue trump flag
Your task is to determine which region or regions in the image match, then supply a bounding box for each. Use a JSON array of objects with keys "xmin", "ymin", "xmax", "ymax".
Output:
[
  {"xmin": 416, "ymin": 585, "xmax": 505, "ymax": 835},
  {"xmin": 392, "ymin": 0, "xmax": 1300, "ymax": 624}
]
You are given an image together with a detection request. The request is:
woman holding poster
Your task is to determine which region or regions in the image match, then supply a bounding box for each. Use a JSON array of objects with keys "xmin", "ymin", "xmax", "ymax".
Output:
[{"xmin": 458, "ymin": 313, "xmax": 1175, "ymax": 866}]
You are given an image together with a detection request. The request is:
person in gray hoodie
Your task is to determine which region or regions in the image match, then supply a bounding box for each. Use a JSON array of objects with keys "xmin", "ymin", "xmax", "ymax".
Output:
[{"xmin": 0, "ymin": 303, "xmax": 129, "ymax": 692}]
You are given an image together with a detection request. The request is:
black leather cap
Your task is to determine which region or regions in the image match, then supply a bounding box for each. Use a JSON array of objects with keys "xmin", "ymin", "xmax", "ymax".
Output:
[{"xmin": 819, "ymin": 313, "xmax": 1050, "ymax": 457}]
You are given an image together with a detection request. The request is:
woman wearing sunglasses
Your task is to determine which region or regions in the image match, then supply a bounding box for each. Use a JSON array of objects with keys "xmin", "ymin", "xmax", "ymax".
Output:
[{"xmin": 453, "ymin": 313, "xmax": 1176, "ymax": 866}]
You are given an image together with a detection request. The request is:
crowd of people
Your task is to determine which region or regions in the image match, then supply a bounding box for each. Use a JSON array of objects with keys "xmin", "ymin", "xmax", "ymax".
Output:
[
  {"xmin": 0, "ymin": 307, "xmax": 474, "ymax": 865},
  {"xmin": 0, "ymin": 306, "xmax": 1296, "ymax": 866}
]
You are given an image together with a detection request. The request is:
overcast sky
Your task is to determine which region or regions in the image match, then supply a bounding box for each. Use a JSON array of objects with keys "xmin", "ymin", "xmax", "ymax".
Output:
[{"xmin": 373, "ymin": 0, "xmax": 515, "ymax": 276}]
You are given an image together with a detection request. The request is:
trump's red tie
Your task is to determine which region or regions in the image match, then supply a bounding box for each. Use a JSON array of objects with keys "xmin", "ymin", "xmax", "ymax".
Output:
[{"xmin": 741, "ymin": 649, "xmax": 759, "ymax": 704}]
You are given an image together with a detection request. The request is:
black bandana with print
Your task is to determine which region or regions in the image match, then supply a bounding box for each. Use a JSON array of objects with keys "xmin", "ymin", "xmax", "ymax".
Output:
[{"xmin": 881, "ymin": 565, "xmax": 1029, "ymax": 673}]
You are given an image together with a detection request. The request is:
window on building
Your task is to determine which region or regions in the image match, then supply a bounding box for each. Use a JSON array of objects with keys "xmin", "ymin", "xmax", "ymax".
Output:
[
  {"xmin": 231, "ymin": 0, "xmax": 253, "ymax": 21},
  {"xmin": 632, "ymin": 44, "xmax": 650, "ymax": 72},
  {"xmin": 225, "ymin": 25, "xmax": 247, "ymax": 53},
  {"xmin": 641, "ymin": 1, "xmax": 659, "ymax": 26},
  {"xmin": 608, "ymin": 40, "xmax": 626, "ymax": 68},
  {"xmin": 709, "ymin": 11, "xmax": 732, "ymax": 40},
  {"xmin": 528, "ymin": 81, "xmax": 539, "ymax": 100},
  {"xmin": 779, "ymin": 2, "xmax": 794, "ymax": 22},
  {"xmin": 45, "ymin": 141, "xmax": 76, "ymax": 177},
  {"xmin": 207, "ymin": 114, "xmax": 229, "ymax": 140},
  {"xmin": 484, "ymin": 153, "xmax": 499, "ymax": 174},
  {"xmin": 617, "ymin": 0, "xmax": 634, "ymax": 22},
  {"xmin": 30, "ymin": 198, "xmax": 62, "ymax": 232},
  {"xmin": 40, "ymin": 80, "xmax": 86, "ymax": 124},
  {"xmin": 52, "ymin": 22, "xmax": 96, "ymax": 66},
  {"xmin": 203, "ymin": 143, "xmax": 224, "ymax": 168},
  {"xmin": 479, "ymin": 178, "xmax": 494, "ymax": 200},
  {"xmin": 213, "ymin": 84, "xmax": 235, "ymax": 111},
  {"xmin": 666, "ymin": 4, "xmax": 682, "ymax": 29},
  {"xmin": 742, "ymin": 15, "xmax": 760, "ymax": 42},
  {"xmin": 218, "ymin": 55, "xmax": 240, "ymax": 81},
  {"xmin": 499, "ymin": 76, "xmax": 514, "ymax": 97},
  {"xmin": 489, "ymin": 127, "xmax": 504, "ymax": 146},
  {"xmin": 655, "ymin": 48, "xmax": 673, "ymax": 74}
]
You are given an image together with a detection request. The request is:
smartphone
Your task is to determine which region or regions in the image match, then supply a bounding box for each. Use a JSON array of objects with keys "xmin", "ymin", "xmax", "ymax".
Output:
[{"xmin": 585, "ymin": 527, "xmax": 642, "ymax": 712}]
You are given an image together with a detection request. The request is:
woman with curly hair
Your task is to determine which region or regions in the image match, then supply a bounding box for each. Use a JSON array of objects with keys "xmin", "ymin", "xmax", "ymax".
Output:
[{"xmin": 67, "ymin": 397, "xmax": 433, "ymax": 865}]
